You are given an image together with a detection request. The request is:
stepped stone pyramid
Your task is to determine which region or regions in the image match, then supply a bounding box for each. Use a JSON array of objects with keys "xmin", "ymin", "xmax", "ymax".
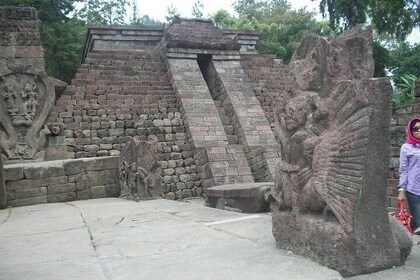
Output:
[{"xmin": 48, "ymin": 18, "xmax": 285, "ymax": 199}]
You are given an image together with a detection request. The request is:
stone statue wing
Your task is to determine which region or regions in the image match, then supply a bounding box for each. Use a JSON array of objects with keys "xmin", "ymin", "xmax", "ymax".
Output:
[{"xmin": 312, "ymin": 107, "xmax": 373, "ymax": 235}]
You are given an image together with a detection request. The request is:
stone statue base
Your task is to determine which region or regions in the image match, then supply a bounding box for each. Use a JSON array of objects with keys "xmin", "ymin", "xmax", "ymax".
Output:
[{"xmin": 272, "ymin": 208, "xmax": 412, "ymax": 276}]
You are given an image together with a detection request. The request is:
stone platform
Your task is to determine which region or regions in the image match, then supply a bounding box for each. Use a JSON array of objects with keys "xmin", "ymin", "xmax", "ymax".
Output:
[{"xmin": 205, "ymin": 182, "xmax": 273, "ymax": 213}]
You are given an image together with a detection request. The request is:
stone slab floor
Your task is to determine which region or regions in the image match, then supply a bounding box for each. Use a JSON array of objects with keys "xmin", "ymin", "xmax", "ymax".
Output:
[{"xmin": 0, "ymin": 198, "xmax": 418, "ymax": 280}]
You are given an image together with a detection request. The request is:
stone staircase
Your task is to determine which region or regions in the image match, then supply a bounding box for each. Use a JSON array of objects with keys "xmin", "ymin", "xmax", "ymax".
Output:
[
  {"xmin": 212, "ymin": 59, "xmax": 281, "ymax": 181},
  {"xmin": 166, "ymin": 57, "xmax": 255, "ymax": 188},
  {"xmin": 166, "ymin": 54, "xmax": 282, "ymax": 186}
]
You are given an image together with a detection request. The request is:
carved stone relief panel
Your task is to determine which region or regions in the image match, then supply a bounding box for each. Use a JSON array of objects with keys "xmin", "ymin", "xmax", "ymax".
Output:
[
  {"xmin": 0, "ymin": 68, "xmax": 55, "ymax": 161},
  {"xmin": 119, "ymin": 136, "xmax": 162, "ymax": 200}
]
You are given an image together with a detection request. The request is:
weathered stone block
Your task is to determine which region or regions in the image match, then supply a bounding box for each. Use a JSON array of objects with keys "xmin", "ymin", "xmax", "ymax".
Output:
[
  {"xmin": 47, "ymin": 192, "xmax": 76, "ymax": 203},
  {"xmin": 15, "ymin": 187, "xmax": 47, "ymax": 199},
  {"xmin": 90, "ymin": 185, "xmax": 106, "ymax": 198},
  {"xmin": 86, "ymin": 169, "xmax": 118, "ymax": 186},
  {"xmin": 77, "ymin": 189, "xmax": 91, "ymax": 200},
  {"xmin": 63, "ymin": 160, "xmax": 85, "ymax": 175},
  {"xmin": 76, "ymin": 181, "xmax": 88, "ymax": 191},
  {"xmin": 41, "ymin": 176, "xmax": 68, "ymax": 186},
  {"xmin": 7, "ymin": 179, "xmax": 42, "ymax": 191},
  {"xmin": 206, "ymin": 183, "xmax": 272, "ymax": 213},
  {"xmin": 3, "ymin": 166, "xmax": 24, "ymax": 181},
  {"xmin": 6, "ymin": 191, "xmax": 15, "ymax": 200},
  {"xmin": 8, "ymin": 196, "xmax": 47, "ymax": 207},
  {"xmin": 84, "ymin": 156, "xmax": 118, "ymax": 171},
  {"xmin": 48, "ymin": 183, "xmax": 76, "ymax": 195},
  {"xmin": 24, "ymin": 165, "xmax": 65, "ymax": 179},
  {"xmin": 105, "ymin": 184, "xmax": 120, "ymax": 197},
  {"xmin": 68, "ymin": 173, "xmax": 86, "ymax": 183}
]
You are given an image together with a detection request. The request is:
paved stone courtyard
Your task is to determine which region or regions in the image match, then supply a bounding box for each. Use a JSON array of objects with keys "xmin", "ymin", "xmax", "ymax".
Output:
[{"xmin": 0, "ymin": 198, "xmax": 419, "ymax": 280}]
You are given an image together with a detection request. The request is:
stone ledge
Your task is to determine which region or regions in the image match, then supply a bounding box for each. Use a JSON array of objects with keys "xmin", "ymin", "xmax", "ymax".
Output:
[
  {"xmin": 4, "ymin": 157, "xmax": 120, "ymax": 207},
  {"xmin": 205, "ymin": 182, "xmax": 273, "ymax": 213}
]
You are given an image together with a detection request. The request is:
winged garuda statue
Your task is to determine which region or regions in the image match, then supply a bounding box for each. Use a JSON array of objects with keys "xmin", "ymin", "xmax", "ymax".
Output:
[{"xmin": 269, "ymin": 25, "xmax": 412, "ymax": 276}]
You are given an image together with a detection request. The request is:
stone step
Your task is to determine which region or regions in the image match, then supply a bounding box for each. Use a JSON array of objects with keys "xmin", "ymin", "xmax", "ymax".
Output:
[{"xmin": 205, "ymin": 182, "xmax": 274, "ymax": 213}]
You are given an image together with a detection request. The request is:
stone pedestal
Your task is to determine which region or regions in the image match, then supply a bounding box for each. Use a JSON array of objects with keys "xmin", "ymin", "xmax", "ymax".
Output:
[{"xmin": 205, "ymin": 182, "xmax": 273, "ymax": 213}]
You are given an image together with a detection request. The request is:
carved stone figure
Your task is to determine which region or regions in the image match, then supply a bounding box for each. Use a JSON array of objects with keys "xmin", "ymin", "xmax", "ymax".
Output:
[
  {"xmin": 0, "ymin": 71, "xmax": 54, "ymax": 161},
  {"xmin": 22, "ymin": 82, "xmax": 39, "ymax": 118},
  {"xmin": 270, "ymin": 25, "xmax": 412, "ymax": 276},
  {"xmin": 2, "ymin": 84, "xmax": 16, "ymax": 110},
  {"xmin": 119, "ymin": 136, "xmax": 162, "ymax": 200}
]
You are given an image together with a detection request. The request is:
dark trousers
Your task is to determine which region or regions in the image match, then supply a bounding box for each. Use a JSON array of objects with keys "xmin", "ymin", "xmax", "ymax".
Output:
[{"xmin": 407, "ymin": 191, "xmax": 420, "ymax": 231}]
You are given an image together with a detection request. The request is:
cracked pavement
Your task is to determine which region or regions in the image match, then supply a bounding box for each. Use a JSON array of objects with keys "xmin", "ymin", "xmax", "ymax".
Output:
[{"xmin": 0, "ymin": 198, "xmax": 418, "ymax": 280}]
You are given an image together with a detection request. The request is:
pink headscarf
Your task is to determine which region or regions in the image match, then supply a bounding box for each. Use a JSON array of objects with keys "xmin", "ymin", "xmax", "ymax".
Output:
[{"xmin": 406, "ymin": 118, "xmax": 420, "ymax": 144}]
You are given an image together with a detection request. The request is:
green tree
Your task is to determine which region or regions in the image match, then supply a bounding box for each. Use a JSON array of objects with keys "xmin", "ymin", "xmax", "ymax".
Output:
[
  {"xmin": 317, "ymin": 0, "xmax": 420, "ymax": 40},
  {"xmin": 369, "ymin": 0, "xmax": 420, "ymax": 40},
  {"xmin": 76, "ymin": 0, "xmax": 130, "ymax": 25},
  {"xmin": 213, "ymin": 0, "xmax": 333, "ymax": 63},
  {"xmin": 393, "ymin": 74, "xmax": 418, "ymax": 107},
  {"xmin": 192, "ymin": 0, "xmax": 204, "ymax": 19},
  {"xmin": 319, "ymin": 0, "xmax": 367, "ymax": 31},
  {"xmin": 381, "ymin": 42, "xmax": 420, "ymax": 106},
  {"xmin": 42, "ymin": 18, "xmax": 85, "ymax": 82},
  {"xmin": 389, "ymin": 42, "xmax": 420, "ymax": 84},
  {"xmin": 165, "ymin": 4, "xmax": 181, "ymax": 23},
  {"xmin": 134, "ymin": 15, "xmax": 162, "ymax": 26}
]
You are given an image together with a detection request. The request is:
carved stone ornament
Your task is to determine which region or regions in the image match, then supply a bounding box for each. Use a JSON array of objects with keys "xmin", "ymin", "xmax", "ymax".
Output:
[
  {"xmin": 269, "ymin": 25, "xmax": 412, "ymax": 276},
  {"xmin": 119, "ymin": 136, "xmax": 162, "ymax": 200},
  {"xmin": 0, "ymin": 68, "xmax": 54, "ymax": 161}
]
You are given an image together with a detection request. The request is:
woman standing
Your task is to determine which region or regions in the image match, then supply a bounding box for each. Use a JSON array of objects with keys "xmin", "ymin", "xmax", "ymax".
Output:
[{"xmin": 398, "ymin": 118, "xmax": 420, "ymax": 234}]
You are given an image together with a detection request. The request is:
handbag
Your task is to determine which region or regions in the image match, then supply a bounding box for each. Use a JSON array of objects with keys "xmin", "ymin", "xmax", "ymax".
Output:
[{"xmin": 393, "ymin": 200, "xmax": 413, "ymax": 233}]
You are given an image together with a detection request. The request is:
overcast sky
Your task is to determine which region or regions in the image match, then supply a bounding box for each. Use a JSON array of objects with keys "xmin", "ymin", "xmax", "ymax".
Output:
[{"xmin": 136, "ymin": 0, "xmax": 319, "ymax": 21}]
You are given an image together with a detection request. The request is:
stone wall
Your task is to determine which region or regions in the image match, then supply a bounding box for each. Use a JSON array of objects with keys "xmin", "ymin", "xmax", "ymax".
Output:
[
  {"xmin": 48, "ymin": 25, "xmax": 203, "ymax": 201},
  {"xmin": 0, "ymin": 6, "xmax": 44, "ymax": 70},
  {"xmin": 241, "ymin": 54, "xmax": 292, "ymax": 131},
  {"xmin": 3, "ymin": 156, "xmax": 119, "ymax": 207}
]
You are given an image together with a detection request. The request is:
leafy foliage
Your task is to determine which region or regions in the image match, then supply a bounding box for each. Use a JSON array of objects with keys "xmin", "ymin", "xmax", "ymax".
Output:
[
  {"xmin": 389, "ymin": 43, "xmax": 420, "ymax": 83},
  {"xmin": 319, "ymin": 0, "xmax": 367, "ymax": 31},
  {"xmin": 165, "ymin": 4, "xmax": 181, "ymax": 23},
  {"xmin": 393, "ymin": 74, "xmax": 418, "ymax": 107},
  {"xmin": 388, "ymin": 42, "xmax": 420, "ymax": 106},
  {"xmin": 192, "ymin": 0, "xmax": 204, "ymax": 19},
  {"xmin": 318, "ymin": 0, "xmax": 420, "ymax": 40},
  {"xmin": 213, "ymin": 0, "xmax": 333, "ymax": 63},
  {"xmin": 369, "ymin": 0, "xmax": 420, "ymax": 41},
  {"xmin": 75, "ymin": 0, "xmax": 130, "ymax": 25},
  {"xmin": 42, "ymin": 18, "xmax": 85, "ymax": 83}
]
